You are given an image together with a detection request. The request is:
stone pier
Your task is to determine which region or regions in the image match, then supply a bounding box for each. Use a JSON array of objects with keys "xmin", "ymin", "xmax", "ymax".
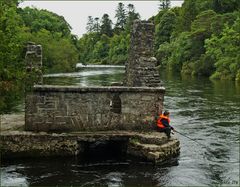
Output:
[{"xmin": 1, "ymin": 131, "xmax": 180, "ymax": 164}]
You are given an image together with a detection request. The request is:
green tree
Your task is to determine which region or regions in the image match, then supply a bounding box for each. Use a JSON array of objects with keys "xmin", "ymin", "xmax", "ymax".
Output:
[
  {"xmin": 178, "ymin": 10, "xmax": 217, "ymax": 76},
  {"xmin": 92, "ymin": 34, "xmax": 110, "ymax": 64},
  {"xmin": 125, "ymin": 4, "xmax": 140, "ymax": 33},
  {"xmin": 191, "ymin": 10, "xmax": 217, "ymax": 32},
  {"xmin": 86, "ymin": 16, "xmax": 94, "ymax": 32},
  {"xmin": 19, "ymin": 7, "xmax": 72, "ymax": 37},
  {"xmin": 205, "ymin": 19, "xmax": 240, "ymax": 81},
  {"xmin": 27, "ymin": 29, "xmax": 78, "ymax": 73},
  {"xmin": 78, "ymin": 32, "xmax": 99, "ymax": 64},
  {"xmin": 179, "ymin": 0, "xmax": 198, "ymax": 31},
  {"xmin": 155, "ymin": 10, "xmax": 176, "ymax": 50},
  {"xmin": 108, "ymin": 33, "xmax": 130, "ymax": 64},
  {"xmin": 210, "ymin": 11, "xmax": 240, "ymax": 36},
  {"xmin": 18, "ymin": 6, "xmax": 79, "ymax": 73},
  {"xmin": 167, "ymin": 32, "xmax": 191, "ymax": 72},
  {"xmin": 115, "ymin": 2, "xmax": 127, "ymax": 31},
  {"xmin": 159, "ymin": 0, "xmax": 171, "ymax": 10},
  {"xmin": 212, "ymin": 0, "xmax": 240, "ymax": 13},
  {"xmin": 93, "ymin": 17, "xmax": 100, "ymax": 33},
  {"xmin": 100, "ymin": 14, "xmax": 113, "ymax": 37},
  {"xmin": 0, "ymin": 0, "xmax": 26, "ymax": 112},
  {"xmin": 156, "ymin": 42, "xmax": 172, "ymax": 67}
]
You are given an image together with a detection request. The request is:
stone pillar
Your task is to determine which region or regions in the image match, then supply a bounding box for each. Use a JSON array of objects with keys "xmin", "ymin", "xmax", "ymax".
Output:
[
  {"xmin": 25, "ymin": 42, "xmax": 43, "ymax": 90},
  {"xmin": 124, "ymin": 20, "xmax": 161, "ymax": 87}
]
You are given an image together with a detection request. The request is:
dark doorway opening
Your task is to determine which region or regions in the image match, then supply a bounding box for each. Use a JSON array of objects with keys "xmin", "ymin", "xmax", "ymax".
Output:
[
  {"xmin": 79, "ymin": 140, "xmax": 128, "ymax": 163},
  {"xmin": 110, "ymin": 93, "xmax": 122, "ymax": 114}
]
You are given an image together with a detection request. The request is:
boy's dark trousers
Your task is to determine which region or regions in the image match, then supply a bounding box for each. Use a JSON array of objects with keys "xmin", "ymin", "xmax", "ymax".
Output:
[{"xmin": 157, "ymin": 127, "xmax": 171, "ymax": 138}]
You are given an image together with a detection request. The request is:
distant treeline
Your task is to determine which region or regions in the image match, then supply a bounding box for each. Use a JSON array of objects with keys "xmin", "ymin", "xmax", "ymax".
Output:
[
  {"xmin": 0, "ymin": 0, "xmax": 240, "ymax": 112},
  {"xmin": 78, "ymin": 2, "xmax": 139, "ymax": 65}
]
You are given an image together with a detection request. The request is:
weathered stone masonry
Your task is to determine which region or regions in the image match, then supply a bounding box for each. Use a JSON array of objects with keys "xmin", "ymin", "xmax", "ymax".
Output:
[
  {"xmin": 25, "ymin": 20, "xmax": 164, "ymax": 132},
  {"xmin": 25, "ymin": 42, "xmax": 43, "ymax": 86},
  {"xmin": 1, "ymin": 131, "xmax": 180, "ymax": 163},
  {"xmin": 25, "ymin": 86, "xmax": 165, "ymax": 132},
  {"xmin": 124, "ymin": 20, "xmax": 161, "ymax": 87}
]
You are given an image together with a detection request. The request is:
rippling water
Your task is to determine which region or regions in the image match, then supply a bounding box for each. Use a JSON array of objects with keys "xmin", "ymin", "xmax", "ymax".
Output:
[
  {"xmin": 1, "ymin": 68, "xmax": 239, "ymax": 186},
  {"xmin": 43, "ymin": 67, "xmax": 125, "ymax": 86}
]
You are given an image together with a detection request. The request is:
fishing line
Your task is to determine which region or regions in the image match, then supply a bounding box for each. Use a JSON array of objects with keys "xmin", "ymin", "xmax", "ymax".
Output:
[
  {"xmin": 174, "ymin": 129, "xmax": 239, "ymax": 165},
  {"xmin": 174, "ymin": 130, "xmax": 214, "ymax": 152}
]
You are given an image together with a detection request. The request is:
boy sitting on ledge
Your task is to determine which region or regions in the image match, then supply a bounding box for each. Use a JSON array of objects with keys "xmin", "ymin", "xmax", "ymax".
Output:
[{"xmin": 157, "ymin": 110, "xmax": 175, "ymax": 139}]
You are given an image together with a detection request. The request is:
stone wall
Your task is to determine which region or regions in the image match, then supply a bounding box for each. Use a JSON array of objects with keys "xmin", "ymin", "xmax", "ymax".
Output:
[
  {"xmin": 1, "ymin": 131, "xmax": 79, "ymax": 158},
  {"xmin": 25, "ymin": 85, "xmax": 165, "ymax": 132},
  {"xmin": 124, "ymin": 20, "xmax": 161, "ymax": 87},
  {"xmin": 25, "ymin": 42, "xmax": 43, "ymax": 89}
]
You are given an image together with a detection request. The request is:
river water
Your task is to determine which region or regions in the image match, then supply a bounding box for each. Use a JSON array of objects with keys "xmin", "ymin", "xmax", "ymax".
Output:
[{"xmin": 1, "ymin": 67, "xmax": 239, "ymax": 186}]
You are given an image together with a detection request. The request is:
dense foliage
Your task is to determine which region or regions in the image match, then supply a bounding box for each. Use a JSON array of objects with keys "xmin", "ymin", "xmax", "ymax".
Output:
[
  {"xmin": 154, "ymin": 0, "xmax": 240, "ymax": 81},
  {"xmin": 78, "ymin": 2, "xmax": 139, "ymax": 65},
  {"xmin": 0, "ymin": 0, "xmax": 26, "ymax": 113},
  {"xmin": 0, "ymin": 0, "xmax": 78, "ymax": 112},
  {"xmin": 18, "ymin": 7, "xmax": 78, "ymax": 73}
]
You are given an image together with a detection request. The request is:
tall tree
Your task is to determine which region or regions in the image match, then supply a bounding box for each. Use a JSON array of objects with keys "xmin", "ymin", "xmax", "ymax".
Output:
[
  {"xmin": 78, "ymin": 32, "xmax": 99, "ymax": 64},
  {"xmin": 86, "ymin": 16, "xmax": 94, "ymax": 32},
  {"xmin": 159, "ymin": 0, "xmax": 171, "ymax": 10},
  {"xmin": 108, "ymin": 32, "xmax": 130, "ymax": 64},
  {"xmin": 0, "ymin": 0, "xmax": 26, "ymax": 112},
  {"xmin": 212, "ymin": 0, "xmax": 240, "ymax": 13},
  {"xmin": 92, "ymin": 34, "xmax": 110, "ymax": 62},
  {"xmin": 19, "ymin": 7, "xmax": 72, "ymax": 37},
  {"xmin": 125, "ymin": 4, "xmax": 140, "ymax": 33},
  {"xmin": 155, "ymin": 10, "xmax": 176, "ymax": 49},
  {"xmin": 100, "ymin": 14, "xmax": 113, "ymax": 37},
  {"xmin": 127, "ymin": 3, "xmax": 134, "ymax": 12},
  {"xmin": 93, "ymin": 17, "xmax": 100, "ymax": 33},
  {"xmin": 179, "ymin": 0, "xmax": 198, "ymax": 31},
  {"xmin": 115, "ymin": 2, "xmax": 127, "ymax": 31},
  {"xmin": 205, "ymin": 19, "xmax": 240, "ymax": 81}
]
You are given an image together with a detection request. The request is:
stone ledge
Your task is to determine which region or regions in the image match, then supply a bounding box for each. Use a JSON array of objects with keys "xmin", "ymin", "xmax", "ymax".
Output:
[
  {"xmin": 33, "ymin": 85, "xmax": 165, "ymax": 93},
  {"xmin": 1, "ymin": 131, "xmax": 180, "ymax": 164}
]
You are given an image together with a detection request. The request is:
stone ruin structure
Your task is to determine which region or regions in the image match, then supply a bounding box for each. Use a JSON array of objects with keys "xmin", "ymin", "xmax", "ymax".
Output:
[
  {"xmin": 25, "ymin": 20, "xmax": 165, "ymax": 132},
  {"xmin": 25, "ymin": 42, "xmax": 43, "ymax": 87},
  {"xmin": 125, "ymin": 20, "xmax": 161, "ymax": 87},
  {"xmin": 2, "ymin": 20, "xmax": 180, "ymax": 163}
]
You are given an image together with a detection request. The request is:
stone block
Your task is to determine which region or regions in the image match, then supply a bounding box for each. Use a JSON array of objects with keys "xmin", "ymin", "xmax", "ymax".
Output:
[{"xmin": 141, "ymin": 96, "xmax": 155, "ymax": 101}]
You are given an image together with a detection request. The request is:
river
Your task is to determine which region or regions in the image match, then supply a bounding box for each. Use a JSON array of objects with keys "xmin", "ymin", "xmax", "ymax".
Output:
[{"xmin": 1, "ymin": 67, "xmax": 239, "ymax": 186}]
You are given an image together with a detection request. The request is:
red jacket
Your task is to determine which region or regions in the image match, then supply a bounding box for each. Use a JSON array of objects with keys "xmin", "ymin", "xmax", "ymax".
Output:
[{"xmin": 157, "ymin": 114, "xmax": 170, "ymax": 129}]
